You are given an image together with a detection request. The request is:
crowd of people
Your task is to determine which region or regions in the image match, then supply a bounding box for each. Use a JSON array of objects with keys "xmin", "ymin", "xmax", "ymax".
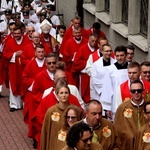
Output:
[{"xmin": 0, "ymin": 0, "xmax": 150, "ymax": 150}]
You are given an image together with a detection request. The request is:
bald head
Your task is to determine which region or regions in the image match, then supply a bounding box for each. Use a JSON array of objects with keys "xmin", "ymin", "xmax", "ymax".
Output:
[
  {"xmin": 26, "ymin": 26, "xmax": 35, "ymax": 37},
  {"xmin": 32, "ymin": 31, "xmax": 40, "ymax": 38},
  {"xmin": 54, "ymin": 69, "xmax": 66, "ymax": 80},
  {"xmin": 85, "ymin": 100, "xmax": 102, "ymax": 127},
  {"xmin": 32, "ymin": 32, "xmax": 40, "ymax": 45},
  {"xmin": 88, "ymin": 34, "xmax": 98, "ymax": 48}
]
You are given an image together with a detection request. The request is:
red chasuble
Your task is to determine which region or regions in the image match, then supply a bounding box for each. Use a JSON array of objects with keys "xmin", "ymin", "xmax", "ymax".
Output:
[
  {"xmin": 63, "ymin": 36, "xmax": 88, "ymax": 71},
  {"xmin": 21, "ymin": 42, "xmax": 51, "ymax": 68},
  {"xmin": 60, "ymin": 25, "xmax": 88, "ymax": 56},
  {"xmin": 72, "ymin": 44, "xmax": 96, "ymax": 103},
  {"xmin": 21, "ymin": 58, "xmax": 46, "ymax": 125},
  {"xmin": 121, "ymin": 80, "xmax": 150, "ymax": 102},
  {"xmin": 3, "ymin": 36, "xmax": 29, "ymax": 95},
  {"xmin": 86, "ymin": 27, "xmax": 106, "ymax": 39}
]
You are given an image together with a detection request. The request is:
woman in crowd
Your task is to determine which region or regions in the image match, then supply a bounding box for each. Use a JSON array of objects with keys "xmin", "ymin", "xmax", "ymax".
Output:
[
  {"xmin": 33, "ymin": 77, "xmax": 81, "ymax": 149},
  {"xmin": 57, "ymin": 105, "xmax": 84, "ymax": 149},
  {"xmin": 40, "ymin": 84, "xmax": 76, "ymax": 150}
]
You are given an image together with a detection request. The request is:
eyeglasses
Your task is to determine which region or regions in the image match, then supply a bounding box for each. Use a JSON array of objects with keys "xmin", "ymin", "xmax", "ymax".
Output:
[
  {"xmin": 142, "ymin": 71, "xmax": 150, "ymax": 74},
  {"xmin": 130, "ymin": 89, "xmax": 143, "ymax": 94},
  {"xmin": 47, "ymin": 61, "xmax": 56, "ymax": 65},
  {"xmin": 66, "ymin": 116, "xmax": 77, "ymax": 120},
  {"xmin": 80, "ymin": 136, "xmax": 93, "ymax": 143}
]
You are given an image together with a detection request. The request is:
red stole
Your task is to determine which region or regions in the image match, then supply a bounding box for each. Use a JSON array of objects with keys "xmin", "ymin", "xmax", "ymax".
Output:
[
  {"xmin": 120, "ymin": 81, "xmax": 131, "ymax": 102},
  {"xmin": 92, "ymin": 50, "xmax": 100, "ymax": 63}
]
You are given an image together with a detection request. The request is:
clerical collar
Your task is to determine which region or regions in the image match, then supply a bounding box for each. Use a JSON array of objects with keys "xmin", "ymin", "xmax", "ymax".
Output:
[
  {"xmin": 114, "ymin": 62, "xmax": 128, "ymax": 70},
  {"xmin": 103, "ymin": 58, "xmax": 111, "ymax": 66},
  {"xmin": 73, "ymin": 37, "xmax": 82, "ymax": 44},
  {"xmin": 83, "ymin": 118, "xmax": 100, "ymax": 130},
  {"xmin": 46, "ymin": 69, "xmax": 54, "ymax": 80},
  {"xmin": 131, "ymin": 98, "xmax": 144, "ymax": 107},
  {"xmin": 35, "ymin": 57, "xmax": 45, "ymax": 67},
  {"xmin": 15, "ymin": 36, "xmax": 23, "ymax": 44},
  {"xmin": 88, "ymin": 43, "xmax": 95, "ymax": 52}
]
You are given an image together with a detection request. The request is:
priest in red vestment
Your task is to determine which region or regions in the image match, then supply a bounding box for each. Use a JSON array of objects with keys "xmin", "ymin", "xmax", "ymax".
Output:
[
  {"xmin": 3, "ymin": 26, "xmax": 29, "ymax": 111},
  {"xmin": 27, "ymin": 53, "xmax": 57, "ymax": 138},
  {"xmin": 63, "ymin": 27, "xmax": 88, "ymax": 72},
  {"xmin": 4, "ymin": 22, "xmax": 16, "ymax": 43},
  {"xmin": 60, "ymin": 16, "xmax": 88, "ymax": 57},
  {"xmin": 23, "ymin": 25, "xmax": 35, "ymax": 44},
  {"xmin": 21, "ymin": 44, "xmax": 46, "ymax": 126},
  {"xmin": 40, "ymin": 19, "xmax": 57, "ymax": 51},
  {"xmin": 72, "ymin": 34, "xmax": 98, "ymax": 103},
  {"xmin": 21, "ymin": 31, "xmax": 52, "ymax": 68},
  {"xmin": 86, "ymin": 22, "xmax": 106, "ymax": 40},
  {"xmin": 2, "ymin": 22, "xmax": 16, "ymax": 88}
]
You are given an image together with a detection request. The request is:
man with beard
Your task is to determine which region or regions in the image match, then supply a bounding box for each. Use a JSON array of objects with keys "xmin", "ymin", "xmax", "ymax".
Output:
[{"xmin": 3, "ymin": 26, "xmax": 28, "ymax": 111}]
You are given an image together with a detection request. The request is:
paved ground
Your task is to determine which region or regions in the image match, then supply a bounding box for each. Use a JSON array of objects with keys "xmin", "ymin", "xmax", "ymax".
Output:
[{"xmin": 0, "ymin": 86, "xmax": 34, "ymax": 150}]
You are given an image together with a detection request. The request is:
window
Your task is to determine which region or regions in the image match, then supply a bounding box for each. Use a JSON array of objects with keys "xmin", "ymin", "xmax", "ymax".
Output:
[
  {"xmin": 140, "ymin": 0, "xmax": 148, "ymax": 37},
  {"xmin": 122, "ymin": 0, "xmax": 128, "ymax": 25},
  {"xmin": 105, "ymin": 0, "xmax": 110, "ymax": 13}
]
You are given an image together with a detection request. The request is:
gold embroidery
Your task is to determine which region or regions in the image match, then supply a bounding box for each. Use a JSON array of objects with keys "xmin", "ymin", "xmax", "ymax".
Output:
[
  {"xmin": 102, "ymin": 126, "xmax": 111, "ymax": 138},
  {"xmin": 142, "ymin": 133, "xmax": 150, "ymax": 143},
  {"xmin": 58, "ymin": 130, "xmax": 66, "ymax": 141},
  {"xmin": 124, "ymin": 108, "xmax": 133, "ymax": 118},
  {"xmin": 51, "ymin": 112, "xmax": 60, "ymax": 121}
]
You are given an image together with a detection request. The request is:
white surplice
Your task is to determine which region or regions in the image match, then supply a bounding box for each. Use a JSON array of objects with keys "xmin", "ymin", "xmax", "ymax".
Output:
[{"xmin": 91, "ymin": 57, "xmax": 116, "ymax": 111}]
